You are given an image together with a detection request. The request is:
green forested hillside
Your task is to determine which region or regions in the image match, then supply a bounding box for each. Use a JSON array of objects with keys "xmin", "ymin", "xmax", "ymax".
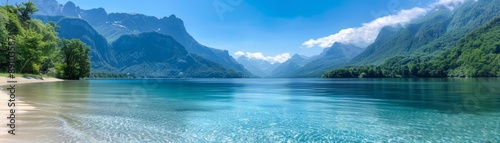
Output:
[
  {"xmin": 323, "ymin": 16, "xmax": 500, "ymax": 78},
  {"xmin": 349, "ymin": 10, "xmax": 452, "ymax": 65},
  {"xmin": 349, "ymin": 0, "xmax": 500, "ymax": 65},
  {"xmin": 0, "ymin": 2, "xmax": 90, "ymax": 79}
]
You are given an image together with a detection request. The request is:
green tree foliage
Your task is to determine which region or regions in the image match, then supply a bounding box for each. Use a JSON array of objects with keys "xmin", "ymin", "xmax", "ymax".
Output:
[
  {"xmin": 324, "ymin": 17, "xmax": 500, "ymax": 78},
  {"xmin": 58, "ymin": 39, "xmax": 90, "ymax": 79},
  {"xmin": 15, "ymin": 1, "xmax": 38, "ymax": 22},
  {"xmin": 15, "ymin": 28, "xmax": 44, "ymax": 73},
  {"xmin": 1, "ymin": 2, "xmax": 90, "ymax": 79}
]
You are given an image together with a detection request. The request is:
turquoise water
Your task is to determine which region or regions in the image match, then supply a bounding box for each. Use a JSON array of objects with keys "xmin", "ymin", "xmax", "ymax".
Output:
[{"xmin": 7, "ymin": 78, "xmax": 500, "ymax": 142}]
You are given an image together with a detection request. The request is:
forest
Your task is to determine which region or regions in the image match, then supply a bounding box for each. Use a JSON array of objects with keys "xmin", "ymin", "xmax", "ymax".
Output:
[
  {"xmin": 323, "ymin": 17, "xmax": 500, "ymax": 78},
  {"xmin": 0, "ymin": 2, "xmax": 90, "ymax": 79}
]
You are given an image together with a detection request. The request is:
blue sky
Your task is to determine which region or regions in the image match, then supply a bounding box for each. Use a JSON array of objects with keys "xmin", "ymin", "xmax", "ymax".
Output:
[{"xmin": 55, "ymin": 0, "xmax": 439, "ymax": 62}]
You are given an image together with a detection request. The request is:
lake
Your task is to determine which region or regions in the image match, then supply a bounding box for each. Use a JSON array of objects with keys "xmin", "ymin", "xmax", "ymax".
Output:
[{"xmin": 4, "ymin": 78, "xmax": 500, "ymax": 142}]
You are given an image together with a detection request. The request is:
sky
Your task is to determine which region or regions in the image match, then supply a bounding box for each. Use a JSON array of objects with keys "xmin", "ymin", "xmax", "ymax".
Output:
[{"xmin": 53, "ymin": 0, "xmax": 460, "ymax": 63}]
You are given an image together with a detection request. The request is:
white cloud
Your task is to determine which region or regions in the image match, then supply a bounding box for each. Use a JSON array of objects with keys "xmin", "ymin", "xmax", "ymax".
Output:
[
  {"xmin": 272, "ymin": 53, "xmax": 292, "ymax": 63},
  {"xmin": 233, "ymin": 51, "xmax": 291, "ymax": 64},
  {"xmin": 234, "ymin": 51, "xmax": 245, "ymax": 57},
  {"xmin": 302, "ymin": 0, "xmax": 466, "ymax": 48}
]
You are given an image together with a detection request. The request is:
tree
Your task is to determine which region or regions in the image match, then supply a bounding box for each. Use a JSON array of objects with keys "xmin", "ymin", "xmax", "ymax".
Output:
[
  {"xmin": 15, "ymin": 28, "xmax": 44, "ymax": 73},
  {"xmin": 16, "ymin": 1, "xmax": 38, "ymax": 22},
  {"xmin": 59, "ymin": 39, "xmax": 90, "ymax": 79}
]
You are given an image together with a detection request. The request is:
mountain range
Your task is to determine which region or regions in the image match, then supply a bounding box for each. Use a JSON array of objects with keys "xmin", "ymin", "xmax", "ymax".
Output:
[
  {"xmin": 271, "ymin": 54, "xmax": 311, "ymax": 77},
  {"xmin": 270, "ymin": 43, "xmax": 364, "ymax": 77},
  {"xmin": 17, "ymin": 0, "xmax": 253, "ymax": 77},
  {"xmin": 53, "ymin": 17, "xmax": 241, "ymax": 78},
  {"xmin": 324, "ymin": 0, "xmax": 500, "ymax": 78},
  {"xmin": 350, "ymin": 0, "xmax": 500, "ymax": 65},
  {"xmin": 236, "ymin": 57, "xmax": 280, "ymax": 78},
  {"xmin": 10, "ymin": 0, "xmax": 500, "ymax": 78},
  {"xmin": 269, "ymin": 0, "xmax": 500, "ymax": 77}
]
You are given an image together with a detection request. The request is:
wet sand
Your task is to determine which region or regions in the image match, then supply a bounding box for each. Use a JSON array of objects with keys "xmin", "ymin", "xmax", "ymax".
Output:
[{"xmin": 0, "ymin": 77, "xmax": 63, "ymax": 138}]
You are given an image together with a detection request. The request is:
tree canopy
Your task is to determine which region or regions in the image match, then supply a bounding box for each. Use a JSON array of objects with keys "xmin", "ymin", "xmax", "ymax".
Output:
[{"xmin": 1, "ymin": 2, "xmax": 90, "ymax": 79}]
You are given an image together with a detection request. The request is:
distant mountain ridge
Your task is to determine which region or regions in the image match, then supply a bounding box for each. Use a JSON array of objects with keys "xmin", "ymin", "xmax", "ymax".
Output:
[
  {"xmin": 53, "ymin": 17, "xmax": 241, "ymax": 78},
  {"xmin": 111, "ymin": 32, "xmax": 241, "ymax": 78},
  {"xmin": 276, "ymin": 43, "xmax": 364, "ymax": 77},
  {"xmin": 236, "ymin": 57, "xmax": 279, "ymax": 77},
  {"xmin": 21, "ymin": 0, "xmax": 253, "ymax": 77},
  {"xmin": 271, "ymin": 54, "xmax": 310, "ymax": 77}
]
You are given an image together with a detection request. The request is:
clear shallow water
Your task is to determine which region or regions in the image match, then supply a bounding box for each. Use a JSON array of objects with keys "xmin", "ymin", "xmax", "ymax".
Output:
[{"xmin": 5, "ymin": 78, "xmax": 500, "ymax": 142}]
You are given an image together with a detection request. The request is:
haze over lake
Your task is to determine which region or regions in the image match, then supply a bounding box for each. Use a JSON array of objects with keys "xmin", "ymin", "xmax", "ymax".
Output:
[{"xmin": 5, "ymin": 78, "xmax": 500, "ymax": 142}]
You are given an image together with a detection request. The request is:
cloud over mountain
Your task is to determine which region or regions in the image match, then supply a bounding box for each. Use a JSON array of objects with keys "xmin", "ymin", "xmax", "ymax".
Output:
[
  {"xmin": 302, "ymin": 0, "xmax": 466, "ymax": 48},
  {"xmin": 234, "ymin": 51, "xmax": 291, "ymax": 64}
]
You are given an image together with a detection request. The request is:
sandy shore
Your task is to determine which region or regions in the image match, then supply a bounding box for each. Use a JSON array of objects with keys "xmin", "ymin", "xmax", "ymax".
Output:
[{"xmin": 0, "ymin": 76, "xmax": 64, "ymax": 137}]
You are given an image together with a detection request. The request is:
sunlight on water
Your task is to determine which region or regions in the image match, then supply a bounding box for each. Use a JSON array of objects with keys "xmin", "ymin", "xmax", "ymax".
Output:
[{"xmin": 4, "ymin": 78, "xmax": 500, "ymax": 142}]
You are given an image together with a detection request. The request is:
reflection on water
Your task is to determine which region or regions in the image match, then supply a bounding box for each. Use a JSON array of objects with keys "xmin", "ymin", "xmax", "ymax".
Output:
[{"xmin": 2, "ymin": 78, "xmax": 500, "ymax": 142}]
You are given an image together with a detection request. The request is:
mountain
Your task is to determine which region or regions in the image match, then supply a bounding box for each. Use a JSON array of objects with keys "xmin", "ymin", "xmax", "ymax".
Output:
[
  {"xmin": 271, "ymin": 54, "xmax": 310, "ymax": 77},
  {"xmin": 111, "ymin": 32, "xmax": 241, "ymax": 78},
  {"xmin": 92, "ymin": 13, "xmax": 253, "ymax": 77},
  {"xmin": 55, "ymin": 17, "xmax": 117, "ymax": 71},
  {"xmin": 349, "ymin": 26, "xmax": 401, "ymax": 65},
  {"xmin": 439, "ymin": 16, "xmax": 500, "ymax": 77},
  {"xmin": 21, "ymin": 0, "xmax": 254, "ymax": 77},
  {"xmin": 350, "ymin": 10, "xmax": 452, "ymax": 65},
  {"xmin": 350, "ymin": 0, "xmax": 500, "ymax": 65},
  {"xmin": 282, "ymin": 43, "xmax": 364, "ymax": 77},
  {"xmin": 236, "ymin": 57, "xmax": 278, "ymax": 77},
  {"xmin": 40, "ymin": 16, "xmax": 242, "ymax": 78},
  {"xmin": 324, "ymin": 16, "xmax": 500, "ymax": 78}
]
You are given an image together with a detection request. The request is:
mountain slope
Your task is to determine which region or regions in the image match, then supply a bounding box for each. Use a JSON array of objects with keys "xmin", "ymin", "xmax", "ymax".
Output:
[
  {"xmin": 350, "ymin": 0, "xmax": 500, "ymax": 65},
  {"xmin": 324, "ymin": 16, "xmax": 500, "ymax": 78},
  {"xmin": 432, "ymin": 16, "xmax": 500, "ymax": 77},
  {"xmin": 20, "ymin": 0, "xmax": 253, "ymax": 77},
  {"xmin": 271, "ymin": 54, "xmax": 310, "ymax": 77},
  {"xmin": 350, "ymin": 10, "xmax": 452, "ymax": 65},
  {"xmin": 98, "ymin": 13, "xmax": 253, "ymax": 77},
  {"xmin": 236, "ymin": 57, "xmax": 277, "ymax": 77},
  {"xmin": 55, "ymin": 17, "xmax": 117, "ymax": 71},
  {"xmin": 111, "ymin": 32, "xmax": 241, "ymax": 78},
  {"xmin": 40, "ymin": 16, "xmax": 243, "ymax": 78},
  {"xmin": 284, "ymin": 43, "xmax": 364, "ymax": 77}
]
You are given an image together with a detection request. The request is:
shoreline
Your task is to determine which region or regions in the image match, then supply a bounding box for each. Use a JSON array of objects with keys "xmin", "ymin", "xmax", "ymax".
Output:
[{"xmin": 0, "ymin": 77, "xmax": 64, "ymax": 137}]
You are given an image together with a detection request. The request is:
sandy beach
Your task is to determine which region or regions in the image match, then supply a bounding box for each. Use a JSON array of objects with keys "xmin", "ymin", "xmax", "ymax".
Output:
[{"xmin": 0, "ymin": 76, "xmax": 64, "ymax": 137}]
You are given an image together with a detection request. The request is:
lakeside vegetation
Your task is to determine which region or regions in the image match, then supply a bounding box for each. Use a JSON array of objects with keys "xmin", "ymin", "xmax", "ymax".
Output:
[
  {"xmin": 0, "ymin": 2, "xmax": 90, "ymax": 79},
  {"xmin": 323, "ymin": 17, "xmax": 500, "ymax": 78}
]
